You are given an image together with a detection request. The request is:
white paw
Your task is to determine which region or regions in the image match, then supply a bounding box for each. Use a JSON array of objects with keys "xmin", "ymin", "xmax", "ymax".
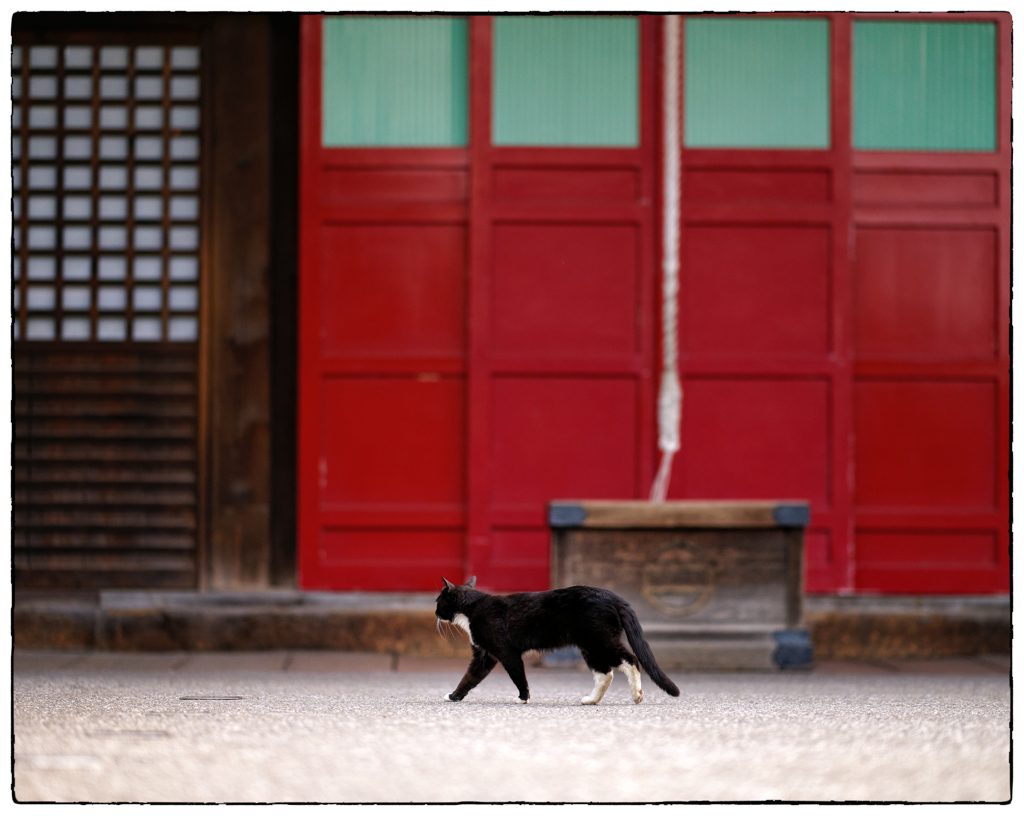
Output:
[
  {"xmin": 633, "ymin": 690, "xmax": 644, "ymax": 704},
  {"xmin": 581, "ymin": 696, "xmax": 598, "ymax": 705},
  {"xmin": 514, "ymin": 697, "xmax": 530, "ymax": 705},
  {"xmin": 443, "ymin": 694, "xmax": 453, "ymax": 702}
]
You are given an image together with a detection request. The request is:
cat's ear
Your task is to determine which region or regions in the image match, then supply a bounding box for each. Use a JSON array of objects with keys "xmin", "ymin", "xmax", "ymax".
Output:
[
  {"xmin": 442, "ymin": 576, "xmax": 455, "ymax": 590},
  {"xmin": 466, "ymin": 575, "xmax": 477, "ymax": 588}
]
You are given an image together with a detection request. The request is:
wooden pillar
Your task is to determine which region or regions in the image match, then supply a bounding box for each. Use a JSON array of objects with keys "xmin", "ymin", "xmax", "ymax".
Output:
[
  {"xmin": 267, "ymin": 13, "xmax": 301, "ymax": 588},
  {"xmin": 203, "ymin": 15, "xmax": 273, "ymax": 588}
]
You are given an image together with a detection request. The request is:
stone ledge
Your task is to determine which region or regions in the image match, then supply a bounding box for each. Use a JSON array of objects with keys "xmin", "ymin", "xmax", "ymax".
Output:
[
  {"xmin": 14, "ymin": 591, "xmax": 470, "ymax": 657},
  {"xmin": 805, "ymin": 594, "xmax": 1010, "ymax": 659},
  {"xmin": 13, "ymin": 591, "xmax": 1011, "ymax": 659}
]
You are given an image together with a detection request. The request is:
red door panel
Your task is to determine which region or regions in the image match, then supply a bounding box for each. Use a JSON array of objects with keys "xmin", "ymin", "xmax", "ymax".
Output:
[
  {"xmin": 322, "ymin": 168, "xmax": 468, "ymax": 204},
  {"xmin": 490, "ymin": 377, "xmax": 638, "ymax": 511},
  {"xmin": 857, "ymin": 530, "xmax": 999, "ymax": 565},
  {"xmin": 320, "ymin": 377, "xmax": 466, "ymax": 508},
  {"xmin": 854, "ymin": 380, "xmax": 996, "ymax": 510},
  {"xmin": 320, "ymin": 225, "xmax": 467, "ymax": 357},
  {"xmin": 317, "ymin": 529, "xmax": 465, "ymax": 591},
  {"xmin": 494, "ymin": 167, "xmax": 638, "ymax": 201},
  {"xmin": 679, "ymin": 377, "xmax": 831, "ymax": 507},
  {"xmin": 491, "ymin": 223, "xmax": 640, "ymax": 358},
  {"xmin": 852, "ymin": 171, "xmax": 998, "ymax": 208},
  {"xmin": 684, "ymin": 225, "xmax": 831, "ymax": 356},
  {"xmin": 684, "ymin": 168, "xmax": 831, "ymax": 203},
  {"xmin": 488, "ymin": 529, "xmax": 551, "ymax": 592},
  {"xmin": 855, "ymin": 532, "xmax": 1001, "ymax": 594},
  {"xmin": 488, "ymin": 375, "xmax": 641, "ymax": 591},
  {"xmin": 853, "ymin": 227, "xmax": 997, "ymax": 359}
]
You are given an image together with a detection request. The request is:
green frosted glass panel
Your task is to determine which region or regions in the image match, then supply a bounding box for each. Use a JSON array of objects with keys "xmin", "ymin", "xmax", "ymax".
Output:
[
  {"xmin": 322, "ymin": 16, "xmax": 467, "ymax": 147},
  {"xmin": 492, "ymin": 16, "xmax": 639, "ymax": 146},
  {"xmin": 685, "ymin": 17, "xmax": 830, "ymax": 149},
  {"xmin": 853, "ymin": 21, "xmax": 996, "ymax": 152}
]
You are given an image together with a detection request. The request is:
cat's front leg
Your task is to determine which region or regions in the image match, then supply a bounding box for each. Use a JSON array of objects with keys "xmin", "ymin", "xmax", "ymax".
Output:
[
  {"xmin": 444, "ymin": 646, "xmax": 497, "ymax": 702},
  {"xmin": 499, "ymin": 653, "xmax": 531, "ymax": 704}
]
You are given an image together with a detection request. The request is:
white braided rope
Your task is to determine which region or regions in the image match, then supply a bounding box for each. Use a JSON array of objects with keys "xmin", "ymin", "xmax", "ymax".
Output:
[{"xmin": 650, "ymin": 15, "xmax": 682, "ymax": 504}]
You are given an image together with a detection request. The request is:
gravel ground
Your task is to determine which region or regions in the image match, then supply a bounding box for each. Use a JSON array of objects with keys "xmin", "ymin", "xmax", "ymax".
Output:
[{"xmin": 13, "ymin": 660, "xmax": 1011, "ymax": 803}]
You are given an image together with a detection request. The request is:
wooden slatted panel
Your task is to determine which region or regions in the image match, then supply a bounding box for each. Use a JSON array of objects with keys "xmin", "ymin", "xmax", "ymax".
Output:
[{"xmin": 13, "ymin": 343, "xmax": 199, "ymax": 589}]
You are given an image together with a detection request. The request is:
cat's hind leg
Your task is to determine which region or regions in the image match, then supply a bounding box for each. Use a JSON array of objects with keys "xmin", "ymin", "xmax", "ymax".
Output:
[
  {"xmin": 580, "ymin": 645, "xmax": 642, "ymax": 705},
  {"xmin": 581, "ymin": 669, "xmax": 614, "ymax": 705},
  {"xmin": 579, "ymin": 647, "xmax": 616, "ymax": 705},
  {"xmin": 445, "ymin": 646, "xmax": 497, "ymax": 702},
  {"xmin": 617, "ymin": 660, "xmax": 643, "ymax": 704}
]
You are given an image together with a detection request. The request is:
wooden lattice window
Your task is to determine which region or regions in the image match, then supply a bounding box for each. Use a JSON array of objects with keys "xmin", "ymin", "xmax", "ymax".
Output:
[
  {"xmin": 12, "ymin": 43, "xmax": 201, "ymax": 342},
  {"xmin": 12, "ymin": 39, "xmax": 204, "ymax": 591}
]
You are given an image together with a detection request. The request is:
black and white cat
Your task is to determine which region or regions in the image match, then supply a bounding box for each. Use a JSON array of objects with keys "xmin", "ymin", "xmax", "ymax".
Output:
[{"xmin": 435, "ymin": 576, "xmax": 680, "ymax": 705}]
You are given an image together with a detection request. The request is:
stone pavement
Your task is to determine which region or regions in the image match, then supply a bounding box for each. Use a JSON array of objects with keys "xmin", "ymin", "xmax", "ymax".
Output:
[{"xmin": 11, "ymin": 650, "xmax": 1012, "ymax": 803}]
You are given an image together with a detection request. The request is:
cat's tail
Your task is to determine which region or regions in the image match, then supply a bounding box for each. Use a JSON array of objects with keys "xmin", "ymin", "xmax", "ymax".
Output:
[{"xmin": 619, "ymin": 601, "xmax": 680, "ymax": 697}]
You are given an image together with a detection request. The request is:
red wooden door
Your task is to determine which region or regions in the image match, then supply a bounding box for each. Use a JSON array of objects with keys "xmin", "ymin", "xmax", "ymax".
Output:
[
  {"xmin": 848, "ymin": 13, "xmax": 1010, "ymax": 593},
  {"xmin": 298, "ymin": 16, "xmax": 657, "ymax": 591},
  {"xmin": 298, "ymin": 16, "xmax": 470, "ymax": 590},
  {"xmin": 667, "ymin": 14, "xmax": 853, "ymax": 594}
]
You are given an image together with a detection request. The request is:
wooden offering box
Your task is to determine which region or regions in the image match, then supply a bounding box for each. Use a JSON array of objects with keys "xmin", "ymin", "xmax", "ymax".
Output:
[{"xmin": 549, "ymin": 500, "xmax": 813, "ymax": 670}]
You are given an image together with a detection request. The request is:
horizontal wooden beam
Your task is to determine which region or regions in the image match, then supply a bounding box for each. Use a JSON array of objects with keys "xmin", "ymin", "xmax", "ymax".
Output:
[{"xmin": 548, "ymin": 500, "xmax": 810, "ymax": 529}]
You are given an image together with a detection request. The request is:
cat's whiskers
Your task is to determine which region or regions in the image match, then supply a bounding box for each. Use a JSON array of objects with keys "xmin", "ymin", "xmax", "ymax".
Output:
[{"xmin": 436, "ymin": 617, "xmax": 458, "ymax": 643}]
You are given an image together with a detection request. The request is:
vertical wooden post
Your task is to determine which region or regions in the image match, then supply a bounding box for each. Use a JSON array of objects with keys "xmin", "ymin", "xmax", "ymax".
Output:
[
  {"xmin": 267, "ymin": 14, "xmax": 301, "ymax": 587},
  {"xmin": 204, "ymin": 15, "xmax": 273, "ymax": 588}
]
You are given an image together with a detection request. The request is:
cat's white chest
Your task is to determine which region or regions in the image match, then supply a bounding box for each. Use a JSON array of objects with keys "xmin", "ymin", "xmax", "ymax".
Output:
[{"xmin": 452, "ymin": 613, "xmax": 474, "ymax": 645}]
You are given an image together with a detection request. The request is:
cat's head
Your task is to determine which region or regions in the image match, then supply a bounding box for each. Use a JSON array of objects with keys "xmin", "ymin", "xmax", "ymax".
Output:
[{"xmin": 435, "ymin": 575, "xmax": 477, "ymax": 621}]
